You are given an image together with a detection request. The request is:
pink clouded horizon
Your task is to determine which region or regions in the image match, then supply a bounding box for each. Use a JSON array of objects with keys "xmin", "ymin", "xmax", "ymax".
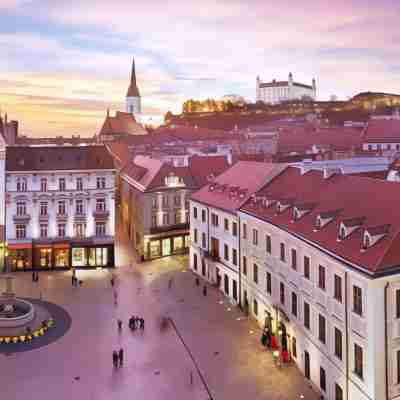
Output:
[{"xmin": 1, "ymin": 0, "xmax": 399, "ymax": 137}]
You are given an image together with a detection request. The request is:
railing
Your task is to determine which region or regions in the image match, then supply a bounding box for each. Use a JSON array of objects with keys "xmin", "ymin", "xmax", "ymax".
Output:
[
  {"xmin": 150, "ymin": 222, "xmax": 189, "ymax": 234},
  {"xmin": 13, "ymin": 214, "xmax": 31, "ymax": 222},
  {"xmin": 93, "ymin": 210, "xmax": 110, "ymax": 219}
]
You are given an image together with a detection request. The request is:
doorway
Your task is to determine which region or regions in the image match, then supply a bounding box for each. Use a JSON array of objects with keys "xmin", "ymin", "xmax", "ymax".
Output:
[
  {"xmin": 162, "ymin": 238, "xmax": 171, "ymax": 256},
  {"xmin": 304, "ymin": 351, "xmax": 310, "ymax": 380}
]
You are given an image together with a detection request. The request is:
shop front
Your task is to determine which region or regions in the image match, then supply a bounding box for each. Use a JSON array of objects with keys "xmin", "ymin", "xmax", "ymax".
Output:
[
  {"xmin": 8, "ymin": 242, "xmax": 33, "ymax": 271},
  {"xmin": 71, "ymin": 240, "xmax": 114, "ymax": 268},
  {"xmin": 145, "ymin": 233, "xmax": 190, "ymax": 261}
]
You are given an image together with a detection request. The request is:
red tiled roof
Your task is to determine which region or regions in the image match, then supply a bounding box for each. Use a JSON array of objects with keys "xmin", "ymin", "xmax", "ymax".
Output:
[
  {"xmin": 99, "ymin": 111, "xmax": 147, "ymax": 136},
  {"xmin": 240, "ymin": 166, "xmax": 400, "ymax": 275},
  {"xmin": 364, "ymin": 119, "xmax": 400, "ymax": 143},
  {"xmin": 277, "ymin": 126, "xmax": 363, "ymax": 154},
  {"xmin": 121, "ymin": 155, "xmax": 229, "ymax": 192},
  {"xmin": 191, "ymin": 162, "xmax": 286, "ymax": 214},
  {"xmin": 154, "ymin": 125, "xmax": 230, "ymax": 141}
]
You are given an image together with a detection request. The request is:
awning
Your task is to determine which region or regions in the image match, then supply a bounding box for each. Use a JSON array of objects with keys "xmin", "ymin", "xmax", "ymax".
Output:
[
  {"xmin": 53, "ymin": 243, "xmax": 70, "ymax": 250},
  {"xmin": 8, "ymin": 243, "xmax": 33, "ymax": 250}
]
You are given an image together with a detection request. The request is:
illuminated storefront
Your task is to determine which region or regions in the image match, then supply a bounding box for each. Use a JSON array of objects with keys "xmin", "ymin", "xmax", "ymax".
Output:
[{"xmin": 145, "ymin": 233, "xmax": 190, "ymax": 261}]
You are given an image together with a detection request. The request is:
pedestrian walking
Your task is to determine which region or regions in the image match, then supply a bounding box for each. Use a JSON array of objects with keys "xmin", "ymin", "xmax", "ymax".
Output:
[
  {"xmin": 128, "ymin": 316, "xmax": 134, "ymax": 330},
  {"xmin": 110, "ymin": 276, "xmax": 115, "ymax": 288},
  {"xmin": 203, "ymin": 285, "xmax": 207, "ymax": 296},
  {"xmin": 140, "ymin": 318, "xmax": 145, "ymax": 330},
  {"xmin": 32, "ymin": 271, "xmax": 35, "ymax": 282},
  {"xmin": 195, "ymin": 277, "xmax": 200, "ymax": 287},
  {"xmin": 118, "ymin": 348, "xmax": 124, "ymax": 368},
  {"xmin": 190, "ymin": 371, "xmax": 193, "ymax": 385},
  {"xmin": 168, "ymin": 278, "xmax": 173, "ymax": 290},
  {"xmin": 113, "ymin": 290, "xmax": 118, "ymax": 305},
  {"xmin": 117, "ymin": 319, "xmax": 122, "ymax": 331},
  {"xmin": 112, "ymin": 350, "xmax": 118, "ymax": 368}
]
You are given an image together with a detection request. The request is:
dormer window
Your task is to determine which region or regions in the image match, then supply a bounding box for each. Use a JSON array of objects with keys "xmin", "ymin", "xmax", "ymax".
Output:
[
  {"xmin": 362, "ymin": 233, "xmax": 370, "ymax": 250},
  {"xmin": 339, "ymin": 217, "xmax": 365, "ymax": 241},
  {"xmin": 339, "ymin": 226, "xmax": 347, "ymax": 240},
  {"xmin": 276, "ymin": 200, "xmax": 292, "ymax": 214},
  {"xmin": 315, "ymin": 209, "xmax": 342, "ymax": 231},
  {"xmin": 362, "ymin": 225, "xmax": 390, "ymax": 250}
]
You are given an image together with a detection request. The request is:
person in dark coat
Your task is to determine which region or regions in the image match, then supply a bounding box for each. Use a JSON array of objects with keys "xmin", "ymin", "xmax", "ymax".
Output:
[
  {"xmin": 203, "ymin": 285, "xmax": 207, "ymax": 296},
  {"xmin": 112, "ymin": 350, "xmax": 118, "ymax": 368},
  {"xmin": 140, "ymin": 318, "xmax": 145, "ymax": 330},
  {"xmin": 195, "ymin": 277, "xmax": 200, "ymax": 286},
  {"xmin": 118, "ymin": 348, "xmax": 124, "ymax": 367},
  {"xmin": 117, "ymin": 319, "xmax": 122, "ymax": 331},
  {"xmin": 129, "ymin": 316, "xmax": 134, "ymax": 330}
]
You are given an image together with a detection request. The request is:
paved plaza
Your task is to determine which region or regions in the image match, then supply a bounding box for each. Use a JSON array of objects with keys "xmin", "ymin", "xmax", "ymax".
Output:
[{"xmin": 1, "ymin": 231, "xmax": 318, "ymax": 400}]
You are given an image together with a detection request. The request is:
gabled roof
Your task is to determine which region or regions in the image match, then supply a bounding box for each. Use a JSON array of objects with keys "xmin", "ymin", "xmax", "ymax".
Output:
[
  {"xmin": 240, "ymin": 166, "xmax": 400, "ymax": 275},
  {"xmin": 364, "ymin": 119, "xmax": 400, "ymax": 143},
  {"xmin": 121, "ymin": 155, "xmax": 229, "ymax": 192},
  {"xmin": 6, "ymin": 145, "xmax": 115, "ymax": 172},
  {"xmin": 191, "ymin": 161, "xmax": 287, "ymax": 214},
  {"xmin": 99, "ymin": 111, "xmax": 146, "ymax": 137}
]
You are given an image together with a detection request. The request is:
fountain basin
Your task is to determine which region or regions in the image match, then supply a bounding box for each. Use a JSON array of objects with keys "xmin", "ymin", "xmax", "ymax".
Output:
[{"xmin": 0, "ymin": 298, "xmax": 35, "ymax": 328}]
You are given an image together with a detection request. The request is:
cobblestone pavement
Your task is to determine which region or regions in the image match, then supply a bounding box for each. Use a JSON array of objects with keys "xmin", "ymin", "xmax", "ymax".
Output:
[{"xmin": 0, "ymin": 225, "xmax": 318, "ymax": 400}]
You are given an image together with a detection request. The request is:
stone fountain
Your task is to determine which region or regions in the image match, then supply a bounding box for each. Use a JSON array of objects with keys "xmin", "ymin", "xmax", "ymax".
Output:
[{"xmin": 0, "ymin": 274, "xmax": 34, "ymax": 328}]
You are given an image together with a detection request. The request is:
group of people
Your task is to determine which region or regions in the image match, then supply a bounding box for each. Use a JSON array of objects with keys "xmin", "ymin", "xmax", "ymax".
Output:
[
  {"xmin": 128, "ymin": 315, "xmax": 145, "ymax": 331},
  {"xmin": 112, "ymin": 348, "xmax": 124, "ymax": 368}
]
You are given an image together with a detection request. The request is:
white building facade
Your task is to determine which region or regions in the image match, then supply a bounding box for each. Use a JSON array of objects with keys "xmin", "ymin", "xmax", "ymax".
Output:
[
  {"xmin": 5, "ymin": 146, "xmax": 116, "ymax": 270},
  {"xmin": 256, "ymin": 73, "xmax": 316, "ymax": 104}
]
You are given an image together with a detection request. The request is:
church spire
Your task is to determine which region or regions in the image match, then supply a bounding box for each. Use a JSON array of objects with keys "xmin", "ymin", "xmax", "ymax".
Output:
[{"xmin": 126, "ymin": 56, "xmax": 140, "ymax": 98}]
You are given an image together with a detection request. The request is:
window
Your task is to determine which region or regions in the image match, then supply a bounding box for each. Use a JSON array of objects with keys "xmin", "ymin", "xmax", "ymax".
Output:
[
  {"xmin": 152, "ymin": 197, "xmax": 158, "ymax": 209},
  {"xmin": 280, "ymin": 282, "xmax": 285, "ymax": 305},
  {"xmin": 211, "ymin": 213, "xmax": 218, "ymax": 226},
  {"xmin": 224, "ymin": 244, "xmax": 229, "ymax": 261},
  {"xmin": 174, "ymin": 211, "xmax": 181, "ymax": 224},
  {"xmin": 40, "ymin": 224, "xmax": 48, "ymax": 238},
  {"xmin": 334, "ymin": 327, "xmax": 342, "ymax": 360},
  {"xmin": 242, "ymin": 256, "xmax": 247, "ymax": 276},
  {"xmin": 16, "ymin": 202, "xmax": 26, "ymax": 216},
  {"xmin": 291, "ymin": 248, "xmax": 297, "ymax": 270},
  {"xmin": 96, "ymin": 177, "xmax": 106, "ymax": 189},
  {"xmin": 232, "ymin": 249, "xmax": 237, "ymax": 266},
  {"xmin": 58, "ymin": 224, "xmax": 66, "ymax": 237},
  {"xmin": 266, "ymin": 234, "xmax": 271, "ymax": 254},
  {"xmin": 253, "ymin": 264, "xmax": 258, "ymax": 284},
  {"xmin": 76, "ymin": 199, "xmax": 84, "ymax": 214},
  {"xmin": 224, "ymin": 275, "xmax": 229, "ymax": 295},
  {"xmin": 59, "ymin": 178, "xmax": 66, "ymax": 191},
  {"xmin": 232, "ymin": 222, "xmax": 237, "ymax": 237},
  {"xmin": 266, "ymin": 272, "xmax": 272, "ymax": 294},
  {"xmin": 162, "ymin": 195, "xmax": 169, "ymax": 207},
  {"xmin": 193, "ymin": 207, "xmax": 198, "ymax": 219},
  {"xmin": 292, "ymin": 292, "xmax": 297, "ymax": 317},
  {"xmin": 200, "ymin": 232, "xmax": 205, "ymax": 248},
  {"xmin": 151, "ymin": 214, "xmax": 157, "ymax": 228},
  {"xmin": 253, "ymin": 299, "xmax": 258, "ymax": 316},
  {"xmin": 353, "ymin": 285, "xmax": 363, "ymax": 316},
  {"xmin": 243, "ymin": 223, "xmax": 247, "ymax": 239},
  {"xmin": 193, "ymin": 253, "xmax": 198, "ymax": 270},
  {"xmin": 194, "ymin": 229, "xmax": 198, "ymax": 243},
  {"xmin": 304, "ymin": 302, "xmax": 310, "ymax": 330},
  {"xmin": 318, "ymin": 265, "xmax": 326, "ymax": 290},
  {"xmin": 224, "ymin": 218, "xmax": 229, "ymax": 231},
  {"xmin": 292, "ymin": 337, "xmax": 297, "ymax": 358},
  {"xmin": 233, "ymin": 280, "xmax": 238, "ymax": 301},
  {"xmin": 16, "ymin": 224, "xmax": 26, "ymax": 239},
  {"xmin": 58, "ymin": 201, "xmax": 66, "ymax": 215},
  {"xmin": 280, "ymin": 243, "xmax": 285, "ymax": 262},
  {"xmin": 354, "ymin": 343, "xmax": 363, "ymax": 379},
  {"xmin": 304, "ymin": 256, "xmax": 310, "ymax": 279},
  {"xmin": 335, "ymin": 384, "xmax": 343, "ymax": 400},
  {"xmin": 40, "ymin": 178, "xmax": 47, "ymax": 192},
  {"xmin": 396, "ymin": 289, "xmax": 400, "ymax": 318},
  {"xmin": 320, "ymin": 367, "xmax": 326, "ymax": 392},
  {"xmin": 96, "ymin": 198, "xmax": 106, "ymax": 212},
  {"xmin": 96, "ymin": 222, "xmax": 106, "ymax": 236},
  {"xmin": 252, "ymin": 228, "xmax": 258, "ymax": 246},
  {"xmin": 40, "ymin": 202, "xmax": 48, "ymax": 216},
  {"xmin": 162, "ymin": 213, "xmax": 169, "ymax": 225},
  {"xmin": 397, "ymin": 350, "xmax": 400, "ymax": 384},
  {"xmin": 318, "ymin": 314, "xmax": 326, "ymax": 344},
  {"xmin": 75, "ymin": 223, "xmax": 85, "ymax": 237},
  {"xmin": 334, "ymin": 274, "xmax": 342, "ymax": 302},
  {"xmin": 76, "ymin": 177, "xmax": 83, "ymax": 191},
  {"xmin": 174, "ymin": 194, "xmax": 181, "ymax": 206},
  {"xmin": 201, "ymin": 209, "xmax": 206, "ymax": 222}
]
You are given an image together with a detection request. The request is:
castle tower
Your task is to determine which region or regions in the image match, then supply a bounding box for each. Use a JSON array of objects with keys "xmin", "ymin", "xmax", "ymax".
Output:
[
  {"xmin": 312, "ymin": 78, "xmax": 317, "ymax": 100},
  {"xmin": 256, "ymin": 75, "xmax": 261, "ymax": 102},
  {"xmin": 126, "ymin": 57, "xmax": 141, "ymax": 117}
]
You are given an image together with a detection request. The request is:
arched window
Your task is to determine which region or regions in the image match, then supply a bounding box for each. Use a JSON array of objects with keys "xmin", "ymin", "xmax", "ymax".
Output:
[{"xmin": 340, "ymin": 226, "xmax": 346, "ymax": 239}]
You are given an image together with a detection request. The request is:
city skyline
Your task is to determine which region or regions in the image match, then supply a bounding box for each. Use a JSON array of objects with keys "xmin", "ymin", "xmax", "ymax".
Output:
[{"xmin": 1, "ymin": 0, "xmax": 400, "ymax": 137}]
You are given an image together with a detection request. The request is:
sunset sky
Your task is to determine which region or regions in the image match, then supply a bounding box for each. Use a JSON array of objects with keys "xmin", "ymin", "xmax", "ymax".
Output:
[{"xmin": 1, "ymin": 0, "xmax": 400, "ymax": 137}]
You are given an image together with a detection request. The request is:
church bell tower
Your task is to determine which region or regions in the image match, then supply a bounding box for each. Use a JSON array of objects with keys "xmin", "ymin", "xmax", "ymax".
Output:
[{"xmin": 126, "ymin": 57, "xmax": 141, "ymax": 117}]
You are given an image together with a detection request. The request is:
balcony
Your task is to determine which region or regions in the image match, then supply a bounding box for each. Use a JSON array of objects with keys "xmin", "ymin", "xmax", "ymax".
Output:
[
  {"xmin": 150, "ymin": 222, "xmax": 189, "ymax": 235},
  {"xmin": 13, "ymin": 214, "xmax": 31, "ymax": 223},
  {"xmin": 74, "ymin": 213, "xmax": 86, "ymax": 222},
  {"xmin": 56, "ymin": 213, "xmax": 68, "ymax": 221},
  {"xmin": 204, "ymin": 250, "xmax": 221, "ymax": 262},
  {"xmin": 93, "ymin": 210, "xmax": 110, "ymax": 220},
  {"xmin": 38, "ymin": 214, "xmax": 49, "ymax": 222}
]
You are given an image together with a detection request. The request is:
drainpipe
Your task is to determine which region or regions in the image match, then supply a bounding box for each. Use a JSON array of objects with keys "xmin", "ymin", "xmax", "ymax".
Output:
[
  {"xmin": 207, "ymin": 207, "xmax": 210, "ymax": 281},
  {"xmin": 345, "ymin": 271, "xmax": 349, "ymax": 400},
  {"xmin": 384, "ymin": 282, "xmax": 389, "ymax": 400},
  {"xmin": 238, "ymin": 215, "xmax": 242, "ymax": 308}
]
